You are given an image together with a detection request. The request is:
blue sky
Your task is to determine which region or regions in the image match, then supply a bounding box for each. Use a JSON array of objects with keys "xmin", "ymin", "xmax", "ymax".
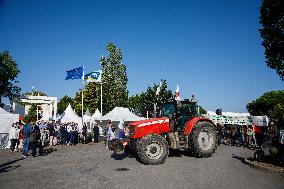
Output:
[{"xmin": 0, "ymin": 0, "xmax": 283, "ymax": 112}]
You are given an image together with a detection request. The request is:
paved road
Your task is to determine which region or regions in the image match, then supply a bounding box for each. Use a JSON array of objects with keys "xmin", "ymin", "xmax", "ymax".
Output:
[{"xmin": 0, "ymin": 143, "xmax": 283, "ymax": 189}]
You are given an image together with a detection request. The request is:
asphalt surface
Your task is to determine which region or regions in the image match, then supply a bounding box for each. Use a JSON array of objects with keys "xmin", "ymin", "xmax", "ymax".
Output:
[{"xmin": 0, "ymin": 143, "xmax": 283, "ymax": 189}]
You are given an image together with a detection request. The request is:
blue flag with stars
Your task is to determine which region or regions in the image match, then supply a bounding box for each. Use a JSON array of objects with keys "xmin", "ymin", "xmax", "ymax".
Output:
[{"xmin": 65, "ymin": 66, "xmax": 83, "ymax": 80}]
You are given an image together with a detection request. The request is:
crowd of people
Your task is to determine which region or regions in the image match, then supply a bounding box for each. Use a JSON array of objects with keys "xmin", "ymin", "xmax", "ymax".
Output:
[
  {"xmin": 9, "ymin": 119, "xmax": 281, "ymax": 158},
  {"xmin": 216, "ymin": 122, "xmax": 279, "ymax": 148},
  {"xmin": 9, "ymin": 120, "xmax": 101, "ymax": 158}
]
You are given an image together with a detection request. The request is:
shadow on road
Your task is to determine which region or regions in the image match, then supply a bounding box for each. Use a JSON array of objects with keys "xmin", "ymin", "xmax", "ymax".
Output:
[
  {"xmin": 42, "ymin": 147, "xmax": 57, "ymax": 156},
  {"xmin": 0, "ymin": 158, "xmax": 23, "ymax": 173},
  {"xmin": 111, "ymin": 152, "xmax": 128, "ymax": 160},
  {"xmin": 169, "ymin": 149, "xmax": 195, "ymax": 157},
  {"xmin": 232, "ymin": 155, "xmax": 248, "ymax": 165}
]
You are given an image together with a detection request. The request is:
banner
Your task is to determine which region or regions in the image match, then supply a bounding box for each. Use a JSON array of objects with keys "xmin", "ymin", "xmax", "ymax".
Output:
[
  {"xmin": 84, "ymin": 70, "xmax": 102, "ymax": 83},
  {"xmin": 65, "ymin": 66, "xmax": 83, "ymax": 80},
  {"xmin": 203, "ymin": 114, "xmax": 269, "ymax": 126}
]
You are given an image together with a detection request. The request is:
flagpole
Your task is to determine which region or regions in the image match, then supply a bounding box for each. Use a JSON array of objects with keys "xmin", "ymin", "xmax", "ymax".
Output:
[
  {"xmin": 100, "ymin": 83, "xmax": 103, "ymax": 115},
  {"xmin": 82, "ymin": 66, "xmax": 84, "ymax": 125}
]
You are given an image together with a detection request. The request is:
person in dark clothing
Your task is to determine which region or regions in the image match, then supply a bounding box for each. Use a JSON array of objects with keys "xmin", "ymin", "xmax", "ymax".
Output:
[
  {"xmin": 60, "ymin": 125, "xmax": 67, "ymax": 145},
  {"xmin": 63, "ymin": 125, "xmax": 68, "ymax": 145},
  {"xmin": 216, "ymin": 124, "xmax": 223, "ymax": 146},
  {"xmin": 74, "ymin": 126, "xmax": 79, "ymax": 145},
  {"xmin": 49, "ymin": 123, "xmax": 56, "ymax": 146},
  {"xmin": 93, "ymin": 123, "xmax": 100, "ymax": 143},
  {"xmin": 230, "ymin": 127, "xmax": 237, "ymax": 146},
  {"xmin": 29, "ymin": 125, "xmax": 41, "ymax": 157},
  {"xmin": 70, "ymin": 126, "xmax": 75, "ymax": 145},
  {"xmin": 82, "ymin": 124, "xmax": 88, "ymax": 144}
]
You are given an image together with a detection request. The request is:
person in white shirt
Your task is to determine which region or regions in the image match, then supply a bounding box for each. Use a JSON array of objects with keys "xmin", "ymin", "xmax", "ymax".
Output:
[
  {"xmin": 9, "ymin": 123, "xmax": 19, "ymax": 153},
  {"xmin": 39, "ymin": 121, "xmax": 47, "ymax": 146}
]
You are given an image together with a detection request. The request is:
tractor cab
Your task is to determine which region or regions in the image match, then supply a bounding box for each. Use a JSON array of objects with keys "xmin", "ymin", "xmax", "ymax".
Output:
[{"xmin": 160, "ymin": 100, "xmax": 198, "ymax": 134}]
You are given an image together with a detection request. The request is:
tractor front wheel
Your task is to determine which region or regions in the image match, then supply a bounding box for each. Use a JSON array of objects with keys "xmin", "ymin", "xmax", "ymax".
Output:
[
  {"xmin": 188, "ymin": 122, "xmax": 217, "ymax": 158},
  {"xmin": 137, "ymin": 135, "xmax": 169, "ymax": 165}
]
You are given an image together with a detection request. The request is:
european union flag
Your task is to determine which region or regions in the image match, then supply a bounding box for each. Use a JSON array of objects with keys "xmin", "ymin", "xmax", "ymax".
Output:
[{"xmin": 65, "ymin": 66, "xmax": 83, "ymax": 80}]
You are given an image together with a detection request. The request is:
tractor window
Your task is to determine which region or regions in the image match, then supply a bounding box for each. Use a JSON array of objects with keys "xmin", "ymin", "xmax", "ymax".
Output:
[
  {"xmin": 180, "ymin": 104, "xmax": 190, "ymax": 115},
  {"xmin": 161, "ymin": 103, "xmax": 175, "ymax": 118},
  {"xmin": 179, "ymin": 103, "xmax": 197, "ymax": 117}
]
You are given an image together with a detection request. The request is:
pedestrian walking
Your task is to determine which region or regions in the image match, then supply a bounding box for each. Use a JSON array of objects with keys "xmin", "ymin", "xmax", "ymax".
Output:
[
  {"xmin": 49, "ymin": 121, "xmax": 56, "ymax": 146},
  {"xmin": 93, "ymin": 122, "xmax": 100, "ymax": 143},
  {"xmin": 21, "ymin": 122, "xmax": 32, "ymax": 158},
  {"xmin": 29, "ymin": 125, "xmax": 41, "ymax": 157},
  {"xmin": 9, "ymin": 123, "xmax": 19, "ymax": 153}
]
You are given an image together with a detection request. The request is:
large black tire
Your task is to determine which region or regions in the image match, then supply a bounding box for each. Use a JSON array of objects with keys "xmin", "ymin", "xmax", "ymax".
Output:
[
  {"xmin": 136, "ymin": 135, "xmax": 169, "ymax": 165},
  {"xmin": 188, "ymin": 122, "xmax": 217, "ymax": 158}
]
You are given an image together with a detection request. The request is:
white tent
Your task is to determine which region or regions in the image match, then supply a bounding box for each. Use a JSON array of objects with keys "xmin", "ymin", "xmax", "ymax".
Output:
[
  {"xmin": 0, "ymin": 107, "xmax": 19, "ymax": 149},
  {"xmin": 90, "ymin": 109, "xmax": 102, "ymax": 123},
  {"xmin": 60, "ymin": 104, "xmax": 82, "ymax": 127},
  {"xmin": 100, "ymin": 107, "xmax": 145, "ymax": 122},
  {"xmin": 83, "ymin": 108, "xmax": 92, "ymax": 123},
  {"xmin": 88, "ymin": 109, "xmax": 103, "ymax": 135}
]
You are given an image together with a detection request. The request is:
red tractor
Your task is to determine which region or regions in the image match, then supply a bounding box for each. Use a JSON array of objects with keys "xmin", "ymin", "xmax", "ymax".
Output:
[{"xmin": 109, "ymin": 99, "xmax": 217, "ymax": 165}]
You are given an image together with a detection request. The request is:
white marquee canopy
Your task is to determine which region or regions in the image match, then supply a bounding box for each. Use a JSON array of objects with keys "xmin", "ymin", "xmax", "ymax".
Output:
[
  {"xmin": 60, "ymin": 104, "xmax": 82, "ymax": 127},
  {"xmin": 0, "ymin": 107, "xmax": 19, "ymax": 149},
  {"xmin": 99, "ymin": 107, "xmax": 145, "ymax": 122}
]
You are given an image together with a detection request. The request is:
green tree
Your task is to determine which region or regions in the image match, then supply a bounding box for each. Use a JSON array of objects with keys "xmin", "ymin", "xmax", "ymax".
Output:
[
  {"xmin": 259, "ymin": 0, "xmax": 284, "ymax": 80},
  {"xmin": 27, "ymin": 104, "xmax": 42, "ymax": 122},
  {"xmin": 72, "ymin": 82, "xmax": 101, "ymax": 116},
  {"xmin": 128, "ymin": 80, "xmax": 173, "ymax": 117},
  {"xmin": 23, "ymin": 90, "xmax": 47, "ymax": 96},
  {"xmin": 100, "ymin": 42, "xmax": 128, "ymax": 114},
  {"xmin": 57, "ymin": 95, "xmax": 73, "ymax": 114},
  {"xmin": 0, "ymin": 51, "xmax": 21, "ymax": 107},
  {"xmin": 246, "ymin": 90, "xmax": 284, "ymax": 127}
]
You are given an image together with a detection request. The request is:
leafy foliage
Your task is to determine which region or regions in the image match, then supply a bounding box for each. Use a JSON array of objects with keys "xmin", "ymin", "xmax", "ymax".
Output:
[
  {"xmin": 72, "ymin": 82, "xmax": 101, "ymax": 116},
  {"xmin": 23, "ymin": 91, "xmax": 47, "ymax": 97},
  {"xmin": 57, "ymin": 95, "xmax": 73, "ymax": 114},
  {"xmin": 0, "ymin": 51, "xmax": 21, "ymax": 107},
  {"xmin": 128, "ymin": 80, "xmax": 173, "ymax": 117},
  {"xmin": 246, "ymin": 90, "xmax": 284, "ymax": 128},
  {"xmin": 100, "ymin": 43, "xmax": 128, "ymax": 114},
  {"xmin": 259, "ymin": 0, "xmax": 284, "ymax": 80},
  {"xmin": 27, "ymin": 104, "xmax": 42, "ymax": 122}
]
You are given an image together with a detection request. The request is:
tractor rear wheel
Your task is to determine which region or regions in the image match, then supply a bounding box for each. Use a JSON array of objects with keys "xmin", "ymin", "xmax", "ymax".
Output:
[
  {"xmin": 137, "ymin": 135, "xmax": 169, "ymax": 165},
  {"xmin": 188, "ymin": 122, "xmax": 217, "ymax": 158}
]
